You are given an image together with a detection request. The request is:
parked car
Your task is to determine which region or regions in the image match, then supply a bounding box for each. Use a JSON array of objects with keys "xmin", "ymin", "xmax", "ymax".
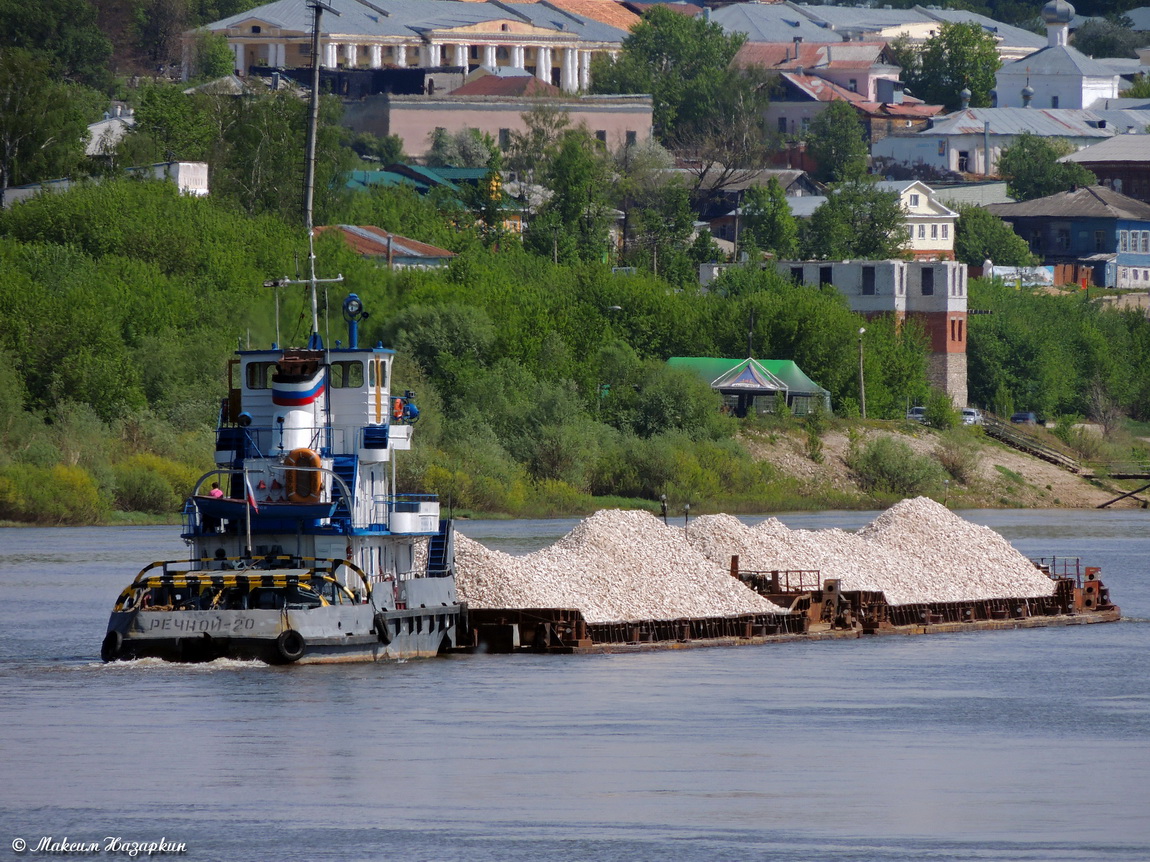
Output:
[
  {"xmin": 1011, "ymin": 411, "xmax": 1039, "ymax": 425},
  {"xmin": 962, "ymin": 408, "xmax": 984, "ymax": 426},
  {"xmin": 906, "ymin": 406, "xmax": 926, "ymax": 423}
]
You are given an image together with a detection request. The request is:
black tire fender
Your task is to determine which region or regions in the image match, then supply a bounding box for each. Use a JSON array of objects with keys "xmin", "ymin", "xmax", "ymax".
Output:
[
  {"xmin": 374, "ymin": 612, "xmax": 391, "ymax": 645},
  {"xmin": 275, "ymin": 629, "xmax": 305, "ymax": 663},
  {"xmin": 101, "ymin": 630, "xmax": 123, "ymax": 663}
]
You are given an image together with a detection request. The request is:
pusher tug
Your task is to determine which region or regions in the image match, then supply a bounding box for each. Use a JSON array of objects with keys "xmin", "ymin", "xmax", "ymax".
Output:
[{"xmin": 101, "ymin": 293, "xmax": 462, "ymax": 664}]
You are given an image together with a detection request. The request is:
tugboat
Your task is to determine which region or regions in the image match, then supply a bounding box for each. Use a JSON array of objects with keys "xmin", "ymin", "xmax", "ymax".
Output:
[
  {"xmin": 100, "ymin": 292, "xmax": 462, "ymax": 664},
  {"xmin": 100, "ymin": 0, "xmax": 460, "ymax": 663}
]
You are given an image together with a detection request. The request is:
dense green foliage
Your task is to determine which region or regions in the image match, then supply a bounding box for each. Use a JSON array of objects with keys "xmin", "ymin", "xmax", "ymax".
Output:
[
  {"xmin": 967, "ymin": 277, "xmax": 1150, "ymax": 421},
  {"xmin": 891, "ymin": 21, "xmax": 1001, "ymax": 110},
  {"xmin": 998, "ymin": 133, "xmax": 1098, "ymax": 202},
  {"xmin": 805, "ymin": 102, "xmax": 869, "ymax": 185},
  {"xmin": 954, "ymin": 204, "xmax": 1037, "ymax": 267},
  {"xmin": 800, "ymin": 182, "xmax": 910, "ymax": 260}
]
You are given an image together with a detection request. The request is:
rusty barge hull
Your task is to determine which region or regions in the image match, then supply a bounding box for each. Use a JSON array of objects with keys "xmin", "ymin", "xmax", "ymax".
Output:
[{"xmin": 461, "ymin": 568, "xmax": 1120, "ymax": 655}]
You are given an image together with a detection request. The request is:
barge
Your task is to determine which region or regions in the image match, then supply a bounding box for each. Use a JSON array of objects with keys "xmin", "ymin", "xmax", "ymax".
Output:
[{"xmin": 461, "ymin": 557, "xmax": 1119, "ymax": 654}]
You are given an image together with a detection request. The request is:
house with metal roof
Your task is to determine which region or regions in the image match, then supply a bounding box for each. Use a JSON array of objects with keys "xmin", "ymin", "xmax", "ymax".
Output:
[
  {"xmin": 871, "ymin": 107, "xmax": 1117, "ymax": 176},
  {"xmin": 995, "ymin": 0, "xmax": 1119, "ymax": 110},
  {"xmin": 985, "ymin": 185, "xmax": 1150, "ymax": 287},
  {"xmin": 184, "ymin": 0, "xmax": 632, "ymax": 92},
  {"xmin": 732, "ymin": 4, "xmax": 1046, "ymax": 62},
  {"xmin": 1060, "ymin": 134, "xmax": 1150, "ymax": 203},
  {"xmin": 666, "ymin": 357, "xmax": 831, "ymax": 416}
]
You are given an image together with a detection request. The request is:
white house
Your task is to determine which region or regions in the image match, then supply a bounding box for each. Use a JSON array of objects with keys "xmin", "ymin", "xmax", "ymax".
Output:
[
  {"xmin": 995, "ymin": 0, "xmax": 1119, "ymax": 110},
  {"xmin": 874, "ymin": 180, "xmax": 958, "ymax": 260}
]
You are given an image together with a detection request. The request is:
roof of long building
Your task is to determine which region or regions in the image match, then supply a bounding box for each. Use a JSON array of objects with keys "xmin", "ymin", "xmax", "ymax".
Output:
[
  {"xmin": 985, "ymin": 185, "xmax": 1150, "ymax": 220},
  {"xmin": 202, "ymin": 0, "xmax": 630, "ymax": 43},
  {"xmin": 926, "ymin": 107, "xmax": 1114, "ymax": 137},
  {"xmin": 315, "ymin": 225, "xmax": 455, "ymax": 258}
]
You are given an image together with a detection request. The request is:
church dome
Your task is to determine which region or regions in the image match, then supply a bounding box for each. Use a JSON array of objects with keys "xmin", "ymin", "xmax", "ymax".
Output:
[{"xmin": 1042, "ymin": 0, "xmax": 1074, "ymax": 25}]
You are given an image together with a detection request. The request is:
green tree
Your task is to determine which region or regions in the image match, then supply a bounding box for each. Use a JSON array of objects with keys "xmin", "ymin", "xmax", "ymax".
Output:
[
  {"xmin": 801, "ymin": 181, "xmax": 910, "ymax": 260},
  {"xmin": 426, "ymin": 126, "xmax": 496, "ymax": 168},
  {"xmin": 591, "ymin": 6, "xmax": 748, "ymax": 140},
  {"xmin": 901, "ymin": 21, "xmax": 1001, "ymax": 110},
  {"xmin": 997, "ymin": 132, "xmax": 1097, "ymax": 201},
  {"xmin": 0, "ymin": 0, "xmax": 113, "ymax": 89},
  {"xmin": 954, "ymin": 204, "xmax": 1036, "ymax": 266},
  {"xmin": 131, "ymin": 83, "xmax": 214, "ymax": 161},
  {"xmin": 0, "ymin": 48, "xmax": 93, "ymax": 205},
  {"xmin": 741, "ymin": 178, "xmax": 798, "ymax": 258},
  {"xmin": 525, "ymin": 129, "xmax": 614, "ymax": 264},
  {"xmin": 186, "ymin": 30, "xmax": 236, "ymax": 81},
  {"xmin": 1072, "ymin": 17, "xmax": 1146, "ymax": 59},
  {"xmin": 805, "ymin": 100, "xmax": 868, "ymax": 184}
]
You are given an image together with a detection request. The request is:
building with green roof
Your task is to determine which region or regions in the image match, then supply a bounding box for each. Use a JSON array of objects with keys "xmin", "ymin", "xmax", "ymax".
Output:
[{"xmin": 667, "ymin": 357, "xmax": 831, "ymax": 416}]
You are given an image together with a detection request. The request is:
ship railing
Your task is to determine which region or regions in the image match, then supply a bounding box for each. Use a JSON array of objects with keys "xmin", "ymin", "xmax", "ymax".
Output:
[
  {"xmin": 369, "ymin": 494, "xmax": 440, "ymax": 533},
  {"xmin": 183, "ymin": 467, "xmax": 354, "ymax": 533},
  {"xmin": 1031, "ymin": 556, "xmax": 1084, "ymax": 584},
  {"xmin": 216, "ymin": 423, "xmax": 331, "ymax": 459},
  {"xmin": 736, "ymin": 568, "xmax": 823, "ymax": 594}
]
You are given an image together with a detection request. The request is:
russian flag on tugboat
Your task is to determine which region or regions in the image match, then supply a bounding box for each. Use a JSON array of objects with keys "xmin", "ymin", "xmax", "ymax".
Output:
[
  {"xmin": 244, "ymin": 475, "xmax": 260, "ymax": 513},
  {"xmin": 272, "ymin": 374, "xmax": 326, "ymax": 406}
]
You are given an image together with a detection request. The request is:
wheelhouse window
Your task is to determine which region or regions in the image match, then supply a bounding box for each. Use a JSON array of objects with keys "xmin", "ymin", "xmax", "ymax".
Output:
[
  {"xmin": 329, "ymin": 361, "xmax": 364, "ymax": 389},
  {"xmin": 246, "ymin": 362, "xmax": 276, "ymax": 390}
]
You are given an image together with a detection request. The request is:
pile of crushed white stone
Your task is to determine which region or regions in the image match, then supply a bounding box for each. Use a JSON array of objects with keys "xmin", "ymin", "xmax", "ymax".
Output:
[{"xmin": 454, "ymin": 497, "xmax": 1055, "ymax": 623}]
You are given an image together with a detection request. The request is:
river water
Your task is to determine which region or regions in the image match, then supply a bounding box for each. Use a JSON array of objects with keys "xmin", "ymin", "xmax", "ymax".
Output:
[{"xmin": 1, "ymin": 509, "xmax": 1148, "ymax": 862}]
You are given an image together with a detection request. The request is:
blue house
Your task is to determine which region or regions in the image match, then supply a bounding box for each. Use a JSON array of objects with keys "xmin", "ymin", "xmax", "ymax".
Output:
[{"xmin": 986, "ymin": 185, "xmax": 1150, "ymax": 287}]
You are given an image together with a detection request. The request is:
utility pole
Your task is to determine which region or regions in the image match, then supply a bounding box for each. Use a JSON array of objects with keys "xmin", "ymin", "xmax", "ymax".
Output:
[{"xmin": 858, "ymin": 327, "xmax": 867, "ymax": 420}]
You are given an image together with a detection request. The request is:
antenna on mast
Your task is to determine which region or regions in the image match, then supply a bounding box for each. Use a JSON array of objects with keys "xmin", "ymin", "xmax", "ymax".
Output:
[{"xmin": 301, "ymin": 0, "xmax": 343, "ymax": 347}]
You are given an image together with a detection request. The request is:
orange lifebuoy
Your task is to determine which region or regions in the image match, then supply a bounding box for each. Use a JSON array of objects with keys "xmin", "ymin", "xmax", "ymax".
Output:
[
  {"xmin": 392, "ymin": 397, "xmax": 404, "ymax": 419},
  {"xmin": 284, "ymin": 447, "xmax": 324, "ymax": 504}
]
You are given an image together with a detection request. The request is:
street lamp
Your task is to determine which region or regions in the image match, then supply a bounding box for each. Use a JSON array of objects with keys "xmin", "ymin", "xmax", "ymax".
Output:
[
  {"xmin": 660, "ymin": 494, "xmax": 668, "ymax": 525},
  {"xmin": 858, "ymin": 327, "xmax": 867, "ymax": 420}
]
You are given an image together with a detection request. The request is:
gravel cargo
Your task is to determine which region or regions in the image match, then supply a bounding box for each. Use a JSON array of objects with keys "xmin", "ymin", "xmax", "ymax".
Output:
[
  {"xmin": 686, "ymin": 497, "xmax": 1055, "ymax": 606},
  {"xmin": 455, "ymin": 509, "xmax": 788, "ymax": 623}
]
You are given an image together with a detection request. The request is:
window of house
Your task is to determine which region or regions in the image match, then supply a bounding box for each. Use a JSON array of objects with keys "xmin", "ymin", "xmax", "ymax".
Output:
[
  {"xmin": 251, "ymin": 25, "xmax": 261, "ymax": 33},
  {"xmin": 862, "ymin": 266, "xmax": 876, "ymax": 295},
  {"xmin": 921, "ymin": 268, "xmax": 934, "ymax": 296},
  {"xmin": 942, "ymin": 224, "xmax": 949, "ymax": 239},
  {"xmin": 918, "ymin": 224, "xmax": 926, "ymax": 239},
  {"xmin": 625, "ymin": 130, "xmax": 637, "ymax": 146},
  {"xmin": 595, "ymin": 130, "xmax": 607, "ymax": 143},
  {"xmin": 909, "ymin": 193, "xmax": 920, "ymax": 207},
  {"xmin": 958, "ymin": 319, "xmax": 964, "ymax": 342},
  {"xmin": 778, "ymin": 117, "xmax": 788, "ymax": 134},
  {"xmin": 819, "ymin": 265, "xmax": 833, "ymax": 285},
  {"xmin": 957, "ymin": 151, "xmax": 969, "ymax": 172},
  {"xmin": 848, "ymin": 79, "xmax": 858, "ymax": 92},
  {"xmin": 1029, "ymin": 230, "xmax": 1042, "ymax": 252},
  {"xmin": 931, "ymin": 224, "xmax": 938, "ymax": 239},
  {"xmin": 1056, "ymin": 228, "xmax": 1070, "ymax": 250},
  {"xmin": 498, "ymin": 128, "xmax": 510, "ymax": 150},
  {"xmin": 801, "ymin": 116, "xmax": 811, "ymax": 132},
  {"xmin": 1120, "ymin": 231, "xmax": 1129, "ymax": 252},
  {"xmin": 791, "ymin": 267, "xmax": 804, "ymax": 283},
  {"xmin": 1052, "ymin": 96, "xmax": 1059, "ymax": 108},
  {"xmin": 1143, "ymin": 231, "xmax": 1149, "ymax": 253},
  {"xmin": 719, "ymin": 225, "xmax": 728, "ymax": 239}
]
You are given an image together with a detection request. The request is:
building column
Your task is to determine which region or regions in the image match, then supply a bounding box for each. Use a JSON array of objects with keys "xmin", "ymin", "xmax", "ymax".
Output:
[
  {"xmin": 536, "ymin": 46, "xmax": 551, "ymax": 82},
  {"xmin": 369, "ymin": 45, "xmax": 383, "ymax": 68},
  {"xmin": 323, "ymin": 42, "xmax": 338, "ymax": 68},
  {"xmin": 579, "ymin": 50, "xmax": 591, "ymax": 91},
  {"xmin": 424, "ymin": 42, "xmax": 441, "ymax": 67},
  {"xmin": 482, "ymin": 44, "xmax": 496, "ymax": 68},
  {"xmin": 344, "ymin": 43, "xmax": 357, "ymax": 67},
  {"xmin": 560, "ymin": 47, "xmax": 577, "ymax": 92},
  {"xmin": 451, "ymin": 43, "xmax": 467, "ymax": 68},
  {"xmin": 394, "ymin": 44, "xmax": 407, "ymax": 66},
  {"xmin": 511, "ymin": 44, "xmax": 525, "ymax": 69},
  {"xmin": 232, "ymin": 41, "xmax": 245, "ymax": 74}
]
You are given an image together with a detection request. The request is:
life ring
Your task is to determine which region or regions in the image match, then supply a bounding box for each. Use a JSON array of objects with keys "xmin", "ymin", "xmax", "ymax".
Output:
[
  {"xmin": 275, "ymin": 629, "xmax": 306, "ymax": 663},
  {"xmin": 284, "ymin": 447, "xmax": 323, "ymax": 504},
  {"xmin": 373, "ymin": 612, "xmax": 392, "ymax": 644},
  {"xmin": 392, "ymin": 397, "xmax": 404, "ymax": 419},
  {"xmin": 101, "ymin": 631, "xmax": 123, "ymax": 662}
]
